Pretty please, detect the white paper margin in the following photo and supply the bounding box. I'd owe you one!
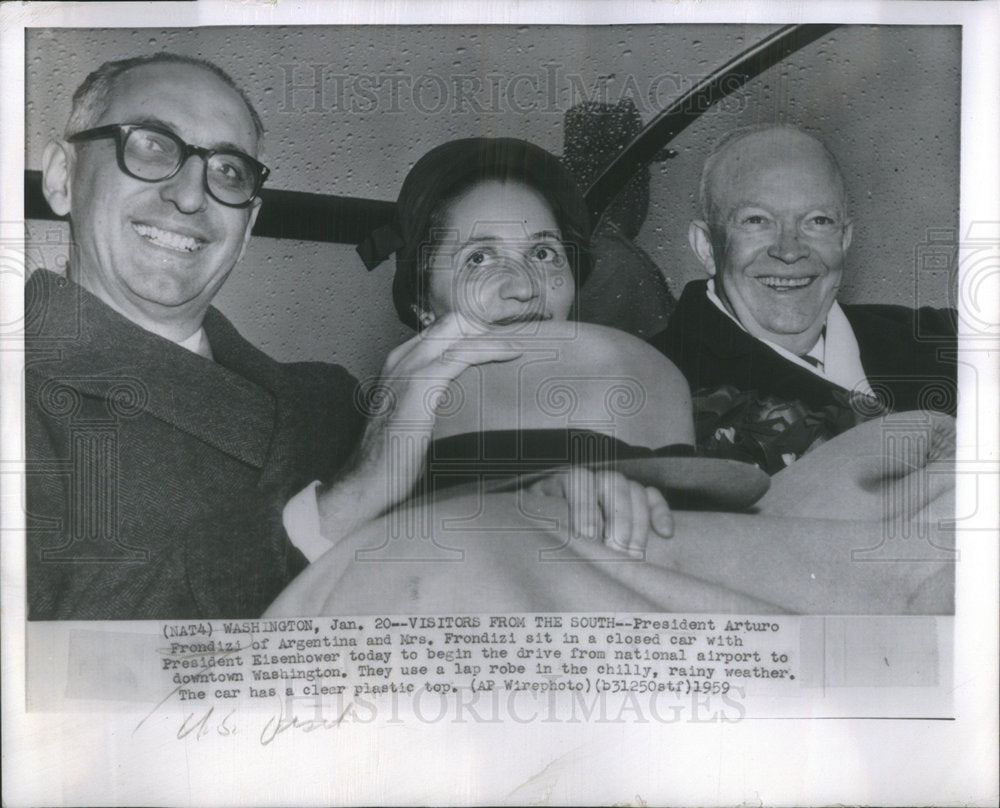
[2,2,997,805]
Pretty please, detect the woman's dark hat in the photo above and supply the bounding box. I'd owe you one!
[357,137,593,330]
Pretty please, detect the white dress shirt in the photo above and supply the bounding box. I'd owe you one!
[176,327,214,360]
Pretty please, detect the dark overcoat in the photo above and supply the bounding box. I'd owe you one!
[649,279,959,416]
[25,270,362,619]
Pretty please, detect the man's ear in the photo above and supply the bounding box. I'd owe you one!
[41,139,74,217]
[236,197,262,264]
[688,220,718,276]
[842,220,854,253]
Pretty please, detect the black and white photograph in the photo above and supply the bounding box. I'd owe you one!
[3,1,997,805]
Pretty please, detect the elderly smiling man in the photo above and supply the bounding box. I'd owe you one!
[26,54,527,619]
[649,125,958,473]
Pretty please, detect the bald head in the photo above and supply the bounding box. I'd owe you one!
[65,53,264,143]
[699,125,847,226]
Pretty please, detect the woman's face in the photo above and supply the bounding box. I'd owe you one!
[422,180,575,328]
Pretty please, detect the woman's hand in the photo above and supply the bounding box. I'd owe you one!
[315,313,523,543]
[527,467,673,557]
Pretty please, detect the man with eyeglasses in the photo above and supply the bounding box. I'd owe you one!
[26,53,518,619]
[647,125,958,473]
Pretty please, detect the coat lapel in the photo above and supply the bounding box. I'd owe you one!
[682,280,758,360]
[27,270,276,470]
[843,305,911,378]
[677,280,852,406]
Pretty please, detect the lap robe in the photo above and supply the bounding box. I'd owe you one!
[267,413,955,617]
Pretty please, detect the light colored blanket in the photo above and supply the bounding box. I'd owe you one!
[267,413,955,616]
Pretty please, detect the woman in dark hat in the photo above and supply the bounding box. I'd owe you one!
[351,137,694,558]
[357,137,593,331]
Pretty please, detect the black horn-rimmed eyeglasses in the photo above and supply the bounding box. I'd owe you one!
[67,123,270,208]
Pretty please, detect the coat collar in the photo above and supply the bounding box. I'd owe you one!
[26,270,277,469]
[676,279,752,359]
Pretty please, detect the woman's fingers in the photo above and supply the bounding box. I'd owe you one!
[619,478,650,557]
[530,468,668,556]
[598,470,633,556]
[567,467,598,540]
[645,486,674,539]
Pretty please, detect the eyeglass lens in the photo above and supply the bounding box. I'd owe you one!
[123,127,259,205]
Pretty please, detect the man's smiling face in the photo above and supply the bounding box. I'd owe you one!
[701,130,853,355]
[65,62,260,333]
